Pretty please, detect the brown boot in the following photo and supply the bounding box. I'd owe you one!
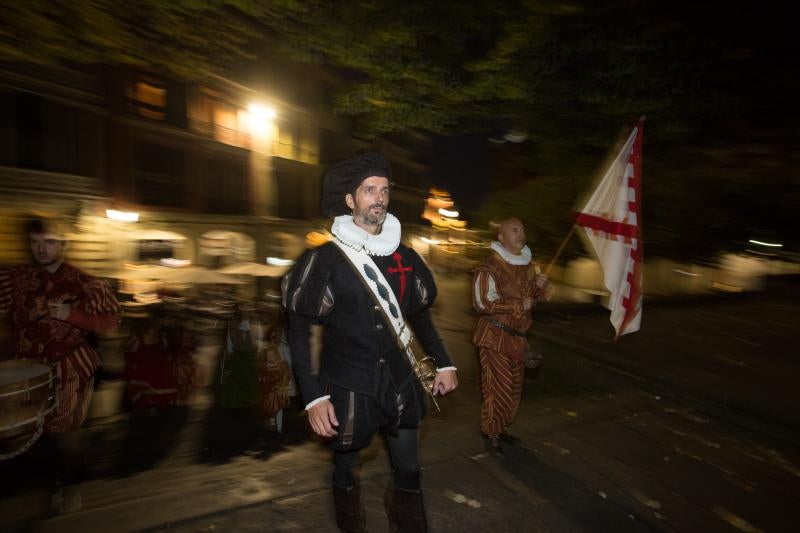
[384,485,427,533]
[333,482,366,532]
[486,435,505,457]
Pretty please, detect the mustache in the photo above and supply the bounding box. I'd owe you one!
[369,203,386,210]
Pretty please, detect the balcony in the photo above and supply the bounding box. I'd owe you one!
[0,166,106,199]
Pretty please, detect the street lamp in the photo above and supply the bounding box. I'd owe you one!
[245,103,277,138]
[248,103,276,120]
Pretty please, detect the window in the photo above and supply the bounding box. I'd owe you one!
[0,91,80,173]
[41,99,79,172]
[0,89,18,166]
[129,79,167,120]
[275,121,319,164]
[204,157,248,214]
[188,87,250,149]
[274,122,298,160]
[137,240,175,262]
[133,142,186,208]
[212,103,238,146]
[127,75,187,128]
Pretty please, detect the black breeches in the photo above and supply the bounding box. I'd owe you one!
[333,428,420,490]
[387,428,421,489]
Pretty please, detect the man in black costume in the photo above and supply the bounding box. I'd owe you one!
[284,152,458,532]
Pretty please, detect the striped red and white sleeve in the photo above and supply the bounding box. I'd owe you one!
[0,267,14,314]
[66,276,121,332]
[472,270,521,315]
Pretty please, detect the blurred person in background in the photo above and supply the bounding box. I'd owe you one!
[0,217,121,513]
[260,290,299,436]
[257,315,292,434]
[284,152,457,533]
[472,217,552,456]
[118,303,194,474]
[201,302,262,460]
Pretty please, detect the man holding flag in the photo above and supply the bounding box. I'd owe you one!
[472,218,552,456]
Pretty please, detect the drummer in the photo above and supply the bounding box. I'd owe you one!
[0,217,121,514]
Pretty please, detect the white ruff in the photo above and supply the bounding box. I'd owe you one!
[491,241,532,266]
[331,213,401,256]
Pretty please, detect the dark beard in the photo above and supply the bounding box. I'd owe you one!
[35,256,62,267]
[356,204,386,228]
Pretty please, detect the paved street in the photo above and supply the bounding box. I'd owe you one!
[2,274,799,532]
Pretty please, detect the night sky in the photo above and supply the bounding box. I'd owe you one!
[429,134,490,217]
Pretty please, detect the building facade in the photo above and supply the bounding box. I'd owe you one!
[0,59,432,273]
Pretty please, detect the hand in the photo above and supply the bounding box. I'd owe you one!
[534,274,555,302]
[433,369,458,396]
[307,399,339,437]
[522,297,534,311]
[48,302,71,321]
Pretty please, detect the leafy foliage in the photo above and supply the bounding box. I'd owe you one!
[0,0,272,79]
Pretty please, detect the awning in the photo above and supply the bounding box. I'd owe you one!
[126,229,187,241]
[217,262,290,277]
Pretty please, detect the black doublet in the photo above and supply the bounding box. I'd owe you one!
[284,241,452,436]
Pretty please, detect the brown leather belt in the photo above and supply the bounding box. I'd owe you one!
[486,317,526,337]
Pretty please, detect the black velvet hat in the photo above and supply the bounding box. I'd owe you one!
[321,151,392,217]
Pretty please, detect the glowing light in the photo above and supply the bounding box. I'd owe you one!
[672,269,700,277]
[160,258,191,267]
[438,208,459,218]
[503,130,528,143]
[712,281,743,293]
[248,103,276,120]
[267,257,294,266]
[748,239,782,248]
[106,209,139,222]
[420,237,441,245]
[305,231,331,247]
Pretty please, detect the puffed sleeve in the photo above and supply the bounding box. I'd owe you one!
[66,275,121,332]
[405,250,453,369]
[283,247,335,406]
[283,248,334,321]
[406,250,438,317]
[472,267,523,315]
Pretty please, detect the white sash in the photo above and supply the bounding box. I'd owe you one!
[332,240,413,348]
[333,240,441,411]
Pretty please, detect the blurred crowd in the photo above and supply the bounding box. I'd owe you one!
[110,285,302,468]
[1,239,305,514]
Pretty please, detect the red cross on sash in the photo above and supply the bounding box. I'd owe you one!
[387,251,413,301]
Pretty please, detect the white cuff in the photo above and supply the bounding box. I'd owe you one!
[305,395,331,411]
[436,366,457,372]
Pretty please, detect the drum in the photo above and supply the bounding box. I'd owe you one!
[0,359,56,459]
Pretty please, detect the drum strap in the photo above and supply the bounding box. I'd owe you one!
[0,380,50,398]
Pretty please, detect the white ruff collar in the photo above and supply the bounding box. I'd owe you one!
[491,241,532,266]
[331,213,401,256]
